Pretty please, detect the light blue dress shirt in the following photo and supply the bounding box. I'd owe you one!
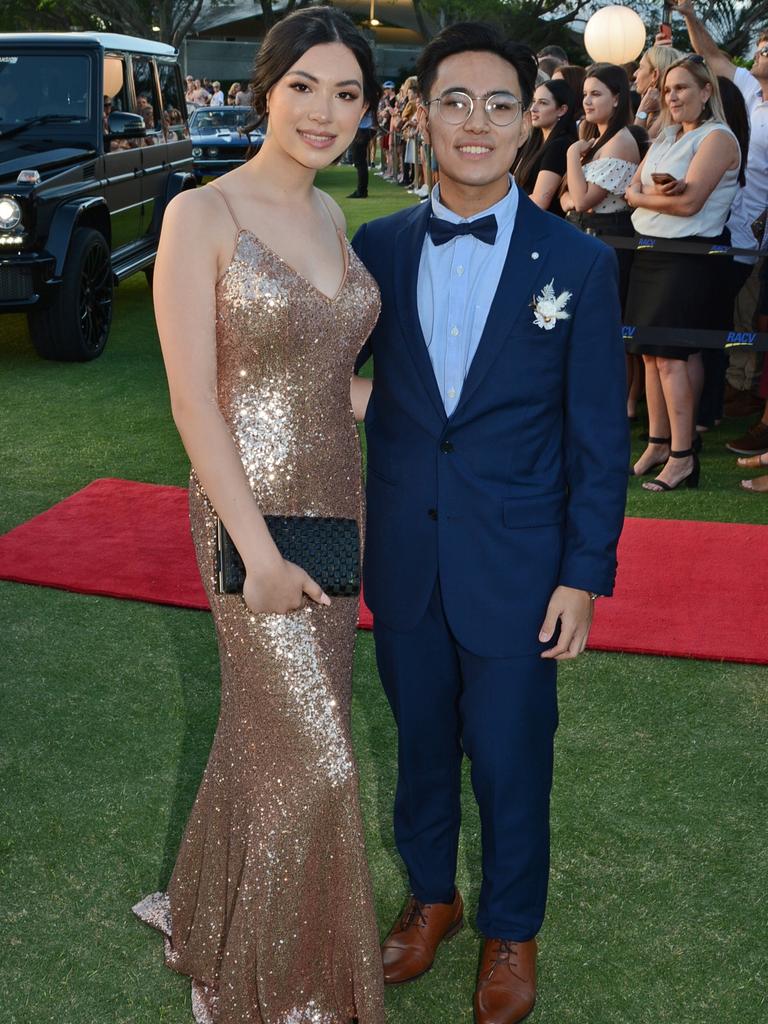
[417,176,519,415]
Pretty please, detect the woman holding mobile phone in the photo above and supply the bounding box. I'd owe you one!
[625,55,741,491]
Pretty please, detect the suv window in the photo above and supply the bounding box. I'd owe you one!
[131,55,161,135]
[104,54,130,112]
[103,53,138,149]
[0,52,91,126]
[157,60,188,141]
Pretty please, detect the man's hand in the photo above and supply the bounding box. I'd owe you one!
[539,585,595,660]
[673,0,695,17]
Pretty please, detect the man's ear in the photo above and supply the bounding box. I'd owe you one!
[417,103,430,145]
[519,108,532,146]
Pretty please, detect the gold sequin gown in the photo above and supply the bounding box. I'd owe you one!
[133,188,385,1024]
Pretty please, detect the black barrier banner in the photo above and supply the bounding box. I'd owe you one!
[593,234,765,260]
[623,325,768,350]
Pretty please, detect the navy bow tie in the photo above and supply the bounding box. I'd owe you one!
[427,213,498,247]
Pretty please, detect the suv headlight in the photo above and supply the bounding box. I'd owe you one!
[206,147,219,158]
[0,196,22,230]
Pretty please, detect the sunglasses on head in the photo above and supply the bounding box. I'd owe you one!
[683,54,706,65]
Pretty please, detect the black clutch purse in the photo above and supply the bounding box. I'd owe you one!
[215,515,360,597]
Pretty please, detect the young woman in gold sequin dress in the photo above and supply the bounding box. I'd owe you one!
[132,10,385,1023]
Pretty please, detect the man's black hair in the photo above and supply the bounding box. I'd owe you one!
[537,44,569,64]
[415,22,538,109]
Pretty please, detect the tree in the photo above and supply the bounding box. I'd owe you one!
[0,0,219,47]
[417,0,595,50]
[254,0,316,34]
[629,0,768,57]
[414,0,767,57]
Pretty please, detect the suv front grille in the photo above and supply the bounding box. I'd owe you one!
[0,265,34,301]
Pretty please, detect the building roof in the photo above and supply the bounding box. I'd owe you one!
[194,0,428,39]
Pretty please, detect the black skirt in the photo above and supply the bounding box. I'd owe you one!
[624,232,732,360]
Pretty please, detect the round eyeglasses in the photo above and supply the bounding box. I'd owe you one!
[427,90,524,127]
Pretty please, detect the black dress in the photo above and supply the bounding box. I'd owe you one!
[516,134,572,217]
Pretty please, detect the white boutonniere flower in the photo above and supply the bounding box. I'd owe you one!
[531,279,572,331]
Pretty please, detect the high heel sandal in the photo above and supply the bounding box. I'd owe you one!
[629,436,671,477]
[642,448,700,492]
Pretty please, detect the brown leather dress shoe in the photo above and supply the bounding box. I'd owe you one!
[726,420,768,456]
[381,890,464,984]
[474,937,537,1024]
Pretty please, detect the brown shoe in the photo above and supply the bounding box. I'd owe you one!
[474,938,537,1024]
[724,382,765,417]
[725,420,768,455]
[723,388,764,419]
[381,890,464,984]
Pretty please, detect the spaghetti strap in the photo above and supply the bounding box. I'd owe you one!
[209,182,242,232]
[317,190,344,237]
[317,191,349,278]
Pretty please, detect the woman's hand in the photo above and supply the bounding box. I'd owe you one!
[659,177,687,196]
[560,191,575,212]
[638,87,660,115]
[568,139,593,158]
[624,183,643,206]
[243,558,330,614]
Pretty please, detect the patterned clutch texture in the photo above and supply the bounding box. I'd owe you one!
[215,515,360,597]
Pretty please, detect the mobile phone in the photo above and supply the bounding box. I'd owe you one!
[660,1,673,40]
[651,172,676,185]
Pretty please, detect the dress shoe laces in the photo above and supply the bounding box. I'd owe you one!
[398,897,430,931]
[485,940,521,979]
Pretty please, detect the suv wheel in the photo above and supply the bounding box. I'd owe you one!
[28,228,114,361]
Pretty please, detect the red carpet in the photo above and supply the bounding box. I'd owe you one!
[0,478,764,664]
[0,479,373,628]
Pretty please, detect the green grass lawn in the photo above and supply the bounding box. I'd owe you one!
[1,166,766,1024]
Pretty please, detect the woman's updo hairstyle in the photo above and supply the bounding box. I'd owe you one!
[250,7,381,119]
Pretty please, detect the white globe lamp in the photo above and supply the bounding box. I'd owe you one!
[584,5,647,65]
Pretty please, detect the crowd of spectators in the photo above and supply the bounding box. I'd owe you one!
[366,5,768,493]
[184,75,253,112]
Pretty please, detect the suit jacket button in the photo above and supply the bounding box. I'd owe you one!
[440,441,454,453]
[427,508,438,520]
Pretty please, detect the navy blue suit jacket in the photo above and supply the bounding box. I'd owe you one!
[352,191,629,657]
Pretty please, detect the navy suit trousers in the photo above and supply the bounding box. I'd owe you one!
[374,579,558,941]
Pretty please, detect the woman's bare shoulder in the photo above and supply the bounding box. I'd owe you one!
[602,129,640,162]
[162,184,236,248]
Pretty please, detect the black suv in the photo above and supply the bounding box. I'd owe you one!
[0,32,195,360]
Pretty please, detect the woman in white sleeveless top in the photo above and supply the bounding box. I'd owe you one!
[625,55,740,492]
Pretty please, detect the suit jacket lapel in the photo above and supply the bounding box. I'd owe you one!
[451,192,550,420]
[393,202,448,424]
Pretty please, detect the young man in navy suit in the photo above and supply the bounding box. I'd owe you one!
[352,24,628,1023]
